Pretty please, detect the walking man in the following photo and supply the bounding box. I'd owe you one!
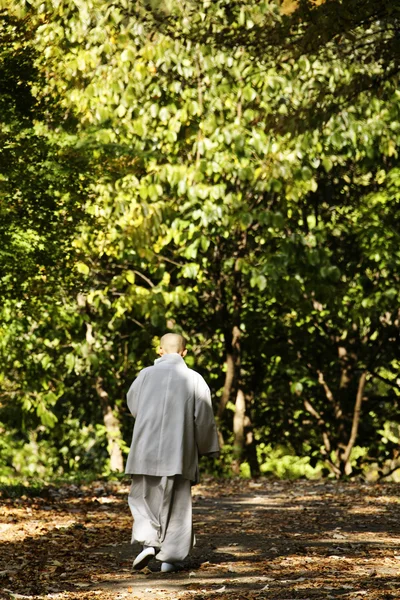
[125,333,220,573]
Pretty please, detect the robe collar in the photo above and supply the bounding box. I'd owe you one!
[154,353,187,366]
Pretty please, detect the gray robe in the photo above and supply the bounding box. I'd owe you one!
[128,474,193,563]
[125,353,219,484]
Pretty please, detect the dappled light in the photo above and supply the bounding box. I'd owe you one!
[2,0,400,487]
[1,1,400,597]
[2,479,400,599]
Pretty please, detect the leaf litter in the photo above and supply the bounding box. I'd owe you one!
[1,479,400,599]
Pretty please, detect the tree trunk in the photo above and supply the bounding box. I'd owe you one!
[245,416,261,477]
[216,241,247,474]
[95,377,124,472]
[340,371,367,475]
[217,325,241,419]
[232,388,246,475]
[303,397,341,477]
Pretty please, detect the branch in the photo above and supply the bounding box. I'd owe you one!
[133,270,155,288]
[303,398,331,454]
[316,369,343,420]
[131,318,145,329]
[380,465,400,480]
[303,398,321,421]
[341,371,367,464]
[156,255,184,267]
[369,370,400,390]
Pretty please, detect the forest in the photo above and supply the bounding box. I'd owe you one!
[1,0,400,485]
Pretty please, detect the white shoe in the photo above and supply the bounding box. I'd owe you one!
[133,546,156,570]
[161,562,179,573]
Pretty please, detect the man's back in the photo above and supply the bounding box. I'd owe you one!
[125,353,219,483]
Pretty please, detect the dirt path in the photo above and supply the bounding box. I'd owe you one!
[1,479,400,599]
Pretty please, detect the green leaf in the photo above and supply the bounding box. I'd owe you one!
[65,353,75,373]
[240,212,253,228]
[243,86,257,102]
[76,262,90,275]
[200,236,210,251]
[116,104,126,118]
[125,271,135,284]
[322,157,333,172]
[159,107,170,122]
[290,382,303,395]
[250,274,267,291]
[384,288,398,300]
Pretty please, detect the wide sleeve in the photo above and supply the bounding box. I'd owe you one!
[127,371,145,418]
[194,375,220,457]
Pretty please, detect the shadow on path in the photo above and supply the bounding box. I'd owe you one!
[1,480,400,599]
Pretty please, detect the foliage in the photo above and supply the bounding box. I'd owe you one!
[0,10,90,299]
[257,444,322,480]
[1,0,399,481]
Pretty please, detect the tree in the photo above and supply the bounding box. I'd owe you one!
[0,9,89,299]
[2,0,399,480]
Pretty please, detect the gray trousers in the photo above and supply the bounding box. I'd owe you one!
[128,474,194,563]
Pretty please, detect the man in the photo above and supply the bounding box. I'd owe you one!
[125,333,220,573]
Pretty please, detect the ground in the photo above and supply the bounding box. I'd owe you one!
[1,478,400,600]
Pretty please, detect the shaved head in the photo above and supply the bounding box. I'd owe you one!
[159,333,186,354]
